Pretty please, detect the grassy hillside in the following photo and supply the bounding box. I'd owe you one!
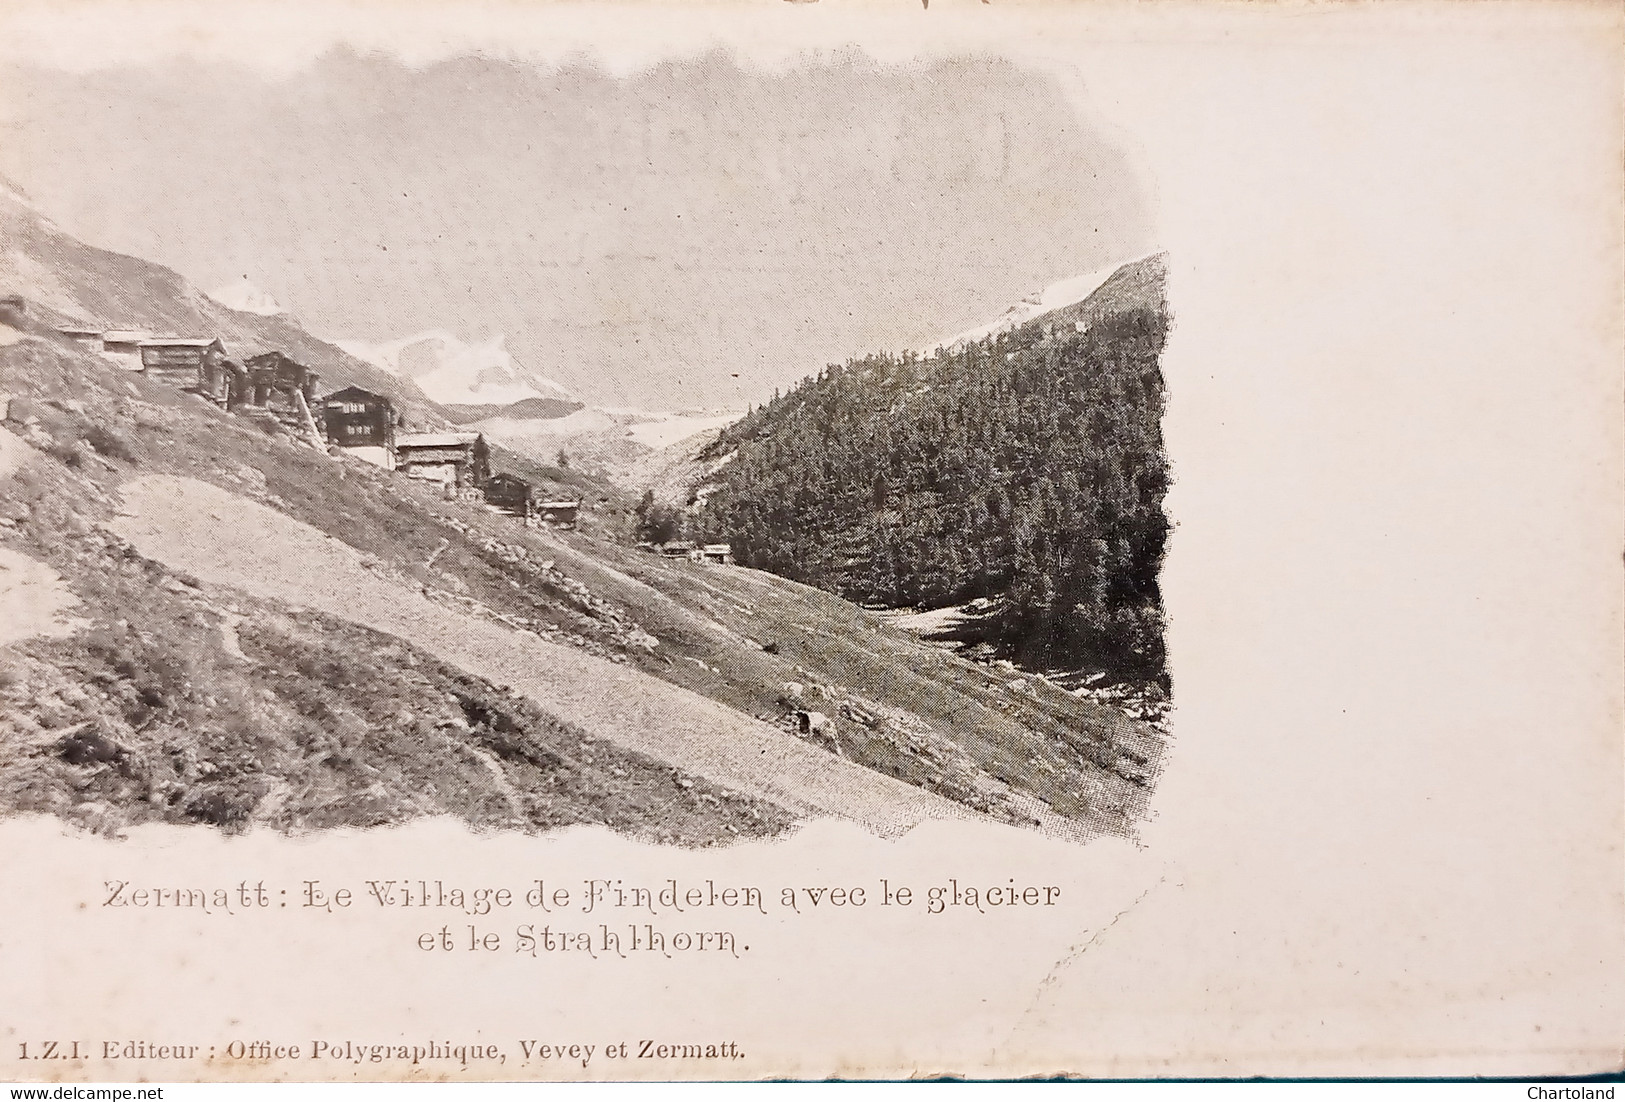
[0,336,790,842]
[0,325,1162,840]
[1,179,635,538]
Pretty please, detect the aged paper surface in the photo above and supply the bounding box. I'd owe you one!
[0,0,1621,1082]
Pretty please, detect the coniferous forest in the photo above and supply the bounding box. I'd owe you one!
[693,257,1171,685]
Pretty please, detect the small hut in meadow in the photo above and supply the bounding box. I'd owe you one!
[533,499,580,529]
[484,473,533,518]
[395,432,490,491]
[138,337,238,406]
[101,331,151,370]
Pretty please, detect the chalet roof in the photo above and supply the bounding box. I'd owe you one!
[397,432,482,448]
[56,324,102,337]
[321,385,392,404]
[536,499,580,509]
[487,472,529,485]
[102,330,153,343]
[139,337,223,349]
[245,349,315,370]
[702,544,733,554]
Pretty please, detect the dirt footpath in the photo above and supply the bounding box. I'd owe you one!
[110,475,975,835]
[0,546,86,646]
[0,425,88,646]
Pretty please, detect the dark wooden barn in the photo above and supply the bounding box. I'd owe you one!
[484,473,532,518]
[1,296,37,332]
[395,432,491,491]
[243,351,325,444]
[533,499,581,529]
[101,331,150,370]
[321,386,396,450]
[245,351,321,411]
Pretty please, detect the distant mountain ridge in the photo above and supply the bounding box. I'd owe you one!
[441,396,585,424]
[925,253,1166,353]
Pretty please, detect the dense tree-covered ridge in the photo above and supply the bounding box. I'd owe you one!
[694,271,1171,683]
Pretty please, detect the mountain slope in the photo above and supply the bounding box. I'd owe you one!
[926,253,1165,352]
[0,327,1159,840]
[0,336,793,842]
[0,179,433,417]
[0,190,1162,841]
[111,474,973,832]
[1,175,636,528]
[694,254,1172,683]
[1022,252,1168,335]
[630,256,1166,506]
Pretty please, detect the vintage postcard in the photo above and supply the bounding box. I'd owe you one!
[0,0,1619,1083]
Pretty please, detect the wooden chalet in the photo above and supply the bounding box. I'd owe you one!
[55,324,103,351]
[484,473,533,518]
[245,351,321,411]
[138,337,240,406]
[101,331,151,370]
[533,499,580,529]
[395,432,490,490]
[321,386,396,468]
[659,540,696,558]
[700,543,735,565]
[241,350,326,448]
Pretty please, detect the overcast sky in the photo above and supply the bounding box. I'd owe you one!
[0,0,1160,408]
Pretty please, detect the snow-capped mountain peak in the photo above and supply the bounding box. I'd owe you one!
[333,329,575,407]
[924,258,1145,354]
[206,277,285,316]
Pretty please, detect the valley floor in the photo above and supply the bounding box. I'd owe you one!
[875,605,1174,734]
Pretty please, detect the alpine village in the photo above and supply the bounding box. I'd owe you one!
[0,180,1170,847]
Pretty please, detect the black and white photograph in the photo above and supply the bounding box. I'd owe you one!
[0,26,1169,843]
